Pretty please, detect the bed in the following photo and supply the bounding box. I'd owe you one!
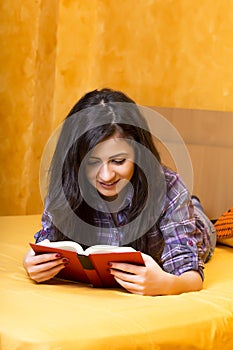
[0,107,233,349]
[0,215,233,349]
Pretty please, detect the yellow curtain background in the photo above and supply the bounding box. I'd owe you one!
[0,0,233,215]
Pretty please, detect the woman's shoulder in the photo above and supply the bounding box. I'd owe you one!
[162,165,186,189]
[162,165,177,178]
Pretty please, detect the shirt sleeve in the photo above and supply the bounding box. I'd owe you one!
[34,201,69,243]
[159,170,205,280]
[34,208,57,243]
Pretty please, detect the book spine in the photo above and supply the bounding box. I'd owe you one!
[77,255,103,287]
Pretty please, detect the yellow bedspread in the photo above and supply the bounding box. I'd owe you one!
[0,215,233,350]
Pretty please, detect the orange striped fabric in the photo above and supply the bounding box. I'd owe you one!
[214,207,233,240]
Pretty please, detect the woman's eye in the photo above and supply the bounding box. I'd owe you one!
[112,159,126,165]
[87,160,100,166]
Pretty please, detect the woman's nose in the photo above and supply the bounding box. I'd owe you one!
[98,163,115,181]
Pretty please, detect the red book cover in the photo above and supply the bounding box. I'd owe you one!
[89,251,144,287]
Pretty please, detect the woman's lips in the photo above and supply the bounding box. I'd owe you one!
[98,180,119,189]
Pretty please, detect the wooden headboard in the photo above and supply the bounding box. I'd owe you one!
[149,107,233,219]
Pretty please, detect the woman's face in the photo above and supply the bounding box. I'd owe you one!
[85,136,135,199]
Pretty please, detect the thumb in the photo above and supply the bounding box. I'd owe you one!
[141,253,159,268]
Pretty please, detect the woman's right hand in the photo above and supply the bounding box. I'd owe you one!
[23,241,69,283]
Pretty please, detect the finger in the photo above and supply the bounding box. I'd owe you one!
[113,276,144,295]
[141,253,163,273]
[31,263,67,283]
[140,253,156,266]
[109,268,138,283]
[30,257,68,273]
[28,258,69,282]
[29,252,64,266]
[109,262,144,275]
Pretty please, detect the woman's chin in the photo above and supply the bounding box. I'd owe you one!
[98,190,118,202]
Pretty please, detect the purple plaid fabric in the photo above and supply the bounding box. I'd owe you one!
[34,167,216,280]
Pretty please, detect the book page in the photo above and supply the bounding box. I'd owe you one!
[84,245,136,255]
[38,240,84,254]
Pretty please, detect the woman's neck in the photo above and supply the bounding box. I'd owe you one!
[100,187,127,213]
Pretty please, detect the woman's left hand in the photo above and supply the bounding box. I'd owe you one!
[109,253,169,296]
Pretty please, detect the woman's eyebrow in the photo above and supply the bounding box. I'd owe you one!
[89,152,128,160]
[88,156,101,160]
[109,152,128,159]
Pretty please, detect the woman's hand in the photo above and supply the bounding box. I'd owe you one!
[109,253,203,296]
[23,240,69,283]
[109,253,167,295]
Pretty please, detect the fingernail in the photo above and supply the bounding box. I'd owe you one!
[55,253,62,258]
[108,262,112,267]
[62,258,69,263]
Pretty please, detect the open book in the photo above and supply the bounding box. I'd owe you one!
[30,241,145,288]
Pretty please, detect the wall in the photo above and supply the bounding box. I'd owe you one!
[0,0,233,215]
[0,0,58,214]
[152,107,233,219]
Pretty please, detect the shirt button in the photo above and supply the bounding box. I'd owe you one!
[188,239,193,246]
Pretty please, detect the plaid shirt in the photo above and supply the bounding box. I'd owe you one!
[34,167,215,280]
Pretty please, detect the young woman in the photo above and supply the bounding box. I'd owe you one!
[23,88,216,296]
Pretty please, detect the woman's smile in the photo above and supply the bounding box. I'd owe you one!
[98,179,120,189]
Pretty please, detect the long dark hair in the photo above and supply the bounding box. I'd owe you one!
[47,88,163,244]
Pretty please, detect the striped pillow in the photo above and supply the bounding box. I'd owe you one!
[214,207,233,247]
